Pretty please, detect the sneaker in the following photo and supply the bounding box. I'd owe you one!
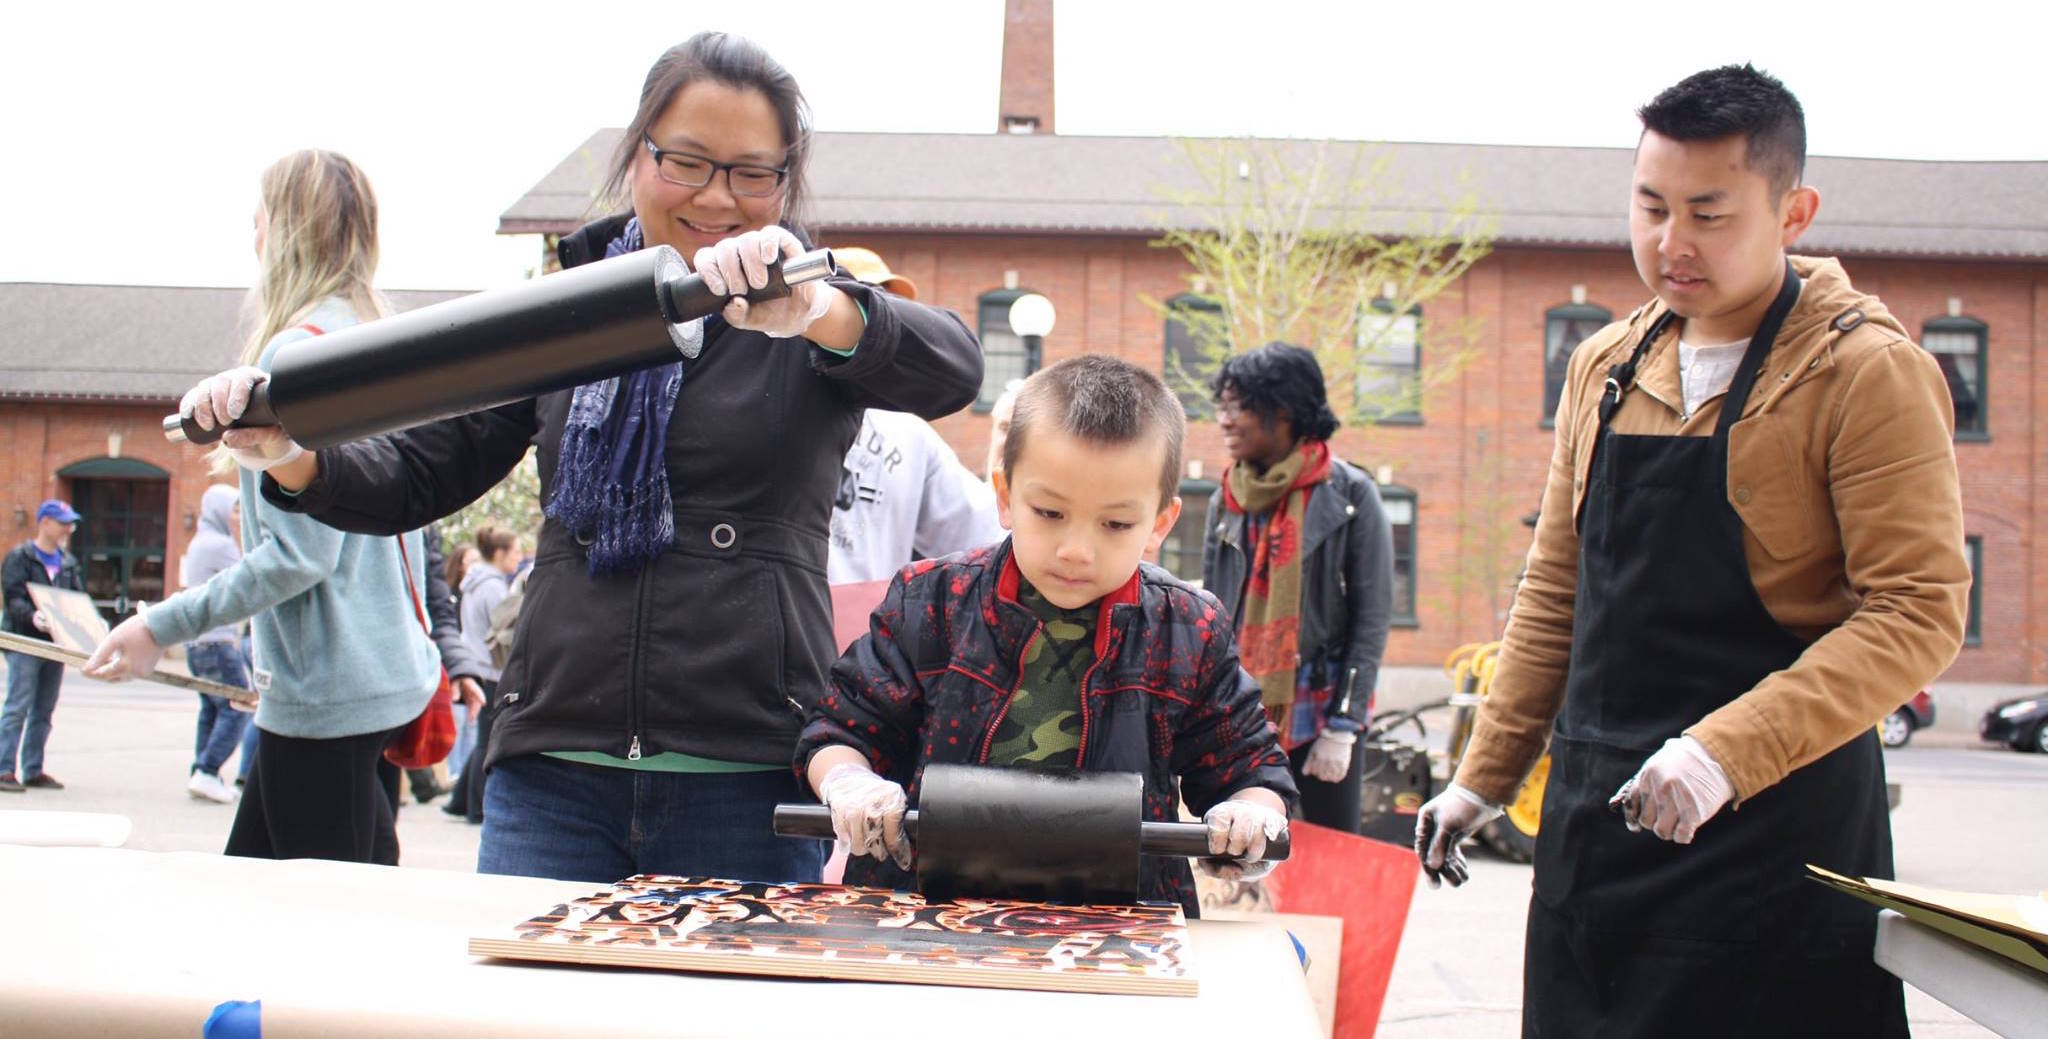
[0,773,21,793]
[186,771,236,804]
[22,773,62,790]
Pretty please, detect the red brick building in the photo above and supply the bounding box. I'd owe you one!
[497,7,2047,682]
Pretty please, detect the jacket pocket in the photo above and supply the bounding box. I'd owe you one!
[1726,415,1820,561]
[642,552,791,733]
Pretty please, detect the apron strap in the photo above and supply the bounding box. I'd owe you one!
[1598,311,1678,431]
[1712,260,1805,442]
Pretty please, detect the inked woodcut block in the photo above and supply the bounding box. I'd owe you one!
[469,875,1196,996]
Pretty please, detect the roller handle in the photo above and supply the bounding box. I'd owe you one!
[163,383,278,446]
[771,804,1291,863]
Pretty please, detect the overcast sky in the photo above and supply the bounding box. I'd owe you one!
[5,0,2042,290]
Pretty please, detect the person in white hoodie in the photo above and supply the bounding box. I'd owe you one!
[179,484,251,803]
[826,248,1004,585]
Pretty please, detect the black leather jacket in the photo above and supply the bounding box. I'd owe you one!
[268,216,983,768]
[1201,456,1393,728]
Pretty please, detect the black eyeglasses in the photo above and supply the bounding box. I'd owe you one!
[643,136,788,198]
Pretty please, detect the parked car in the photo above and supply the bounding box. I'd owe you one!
[1980,695,2048,753]
[1881,690,1936,748]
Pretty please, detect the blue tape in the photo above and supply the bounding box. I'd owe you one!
[1286,930,1310,972]
[204,1000,261,1039]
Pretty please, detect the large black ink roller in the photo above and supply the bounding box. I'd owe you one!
[163,245,834,449]
[773,764,1291,905]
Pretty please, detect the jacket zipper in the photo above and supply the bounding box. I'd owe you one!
[626,561,655,761]
[977,623,1042,763]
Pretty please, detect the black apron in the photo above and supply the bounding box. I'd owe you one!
[1524,264,1905,1038]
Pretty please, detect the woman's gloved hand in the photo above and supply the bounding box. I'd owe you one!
[693,226,834,339]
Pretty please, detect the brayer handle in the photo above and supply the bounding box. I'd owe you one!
[772,804,1291,863]
[661,248,836,325]
[163,382,278,447]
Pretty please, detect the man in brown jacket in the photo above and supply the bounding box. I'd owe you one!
[1414,66,1968,1036]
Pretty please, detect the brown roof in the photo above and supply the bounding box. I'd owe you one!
[0,284,466,402]
[500,130,2048,261]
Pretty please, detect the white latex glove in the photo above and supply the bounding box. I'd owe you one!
[1197,798,1289,882]
[29,609,50,633]
[82,613,165,683]
[178,366,304,471]
[1302,728,1357,783]
[1414,782,1504,889]
[817,762,913,870]
[1609,735,1733,845]
[693,226,833,339]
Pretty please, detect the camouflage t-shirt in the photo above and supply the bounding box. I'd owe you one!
[984,580,1096,769]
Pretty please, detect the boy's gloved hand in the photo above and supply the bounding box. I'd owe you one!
[1302,728,1357,783]
[1197,798,1289,882]
[817,762,913,870]
[1414,782,1503,889]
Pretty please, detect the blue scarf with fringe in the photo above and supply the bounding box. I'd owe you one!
[544,218,706,574]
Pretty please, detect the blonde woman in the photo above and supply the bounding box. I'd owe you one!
[86,150,439,864]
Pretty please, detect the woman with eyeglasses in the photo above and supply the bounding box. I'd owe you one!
[173,32,981,884]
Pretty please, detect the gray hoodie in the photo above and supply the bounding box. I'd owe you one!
[178,484,243,644]
[458,561,511,683]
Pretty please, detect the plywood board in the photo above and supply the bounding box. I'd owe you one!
[470,875,1196,997]
[25,584,108,656]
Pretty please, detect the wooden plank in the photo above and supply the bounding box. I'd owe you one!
[469,875,1197,997]
[0,629,256,705]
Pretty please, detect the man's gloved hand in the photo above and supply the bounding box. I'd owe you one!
[29,609,50,633]
[1197,798,1289,882]
[817,762,913,869]
[693,226,834,339]
[179,366,305,472]
[1609,735,1732,845]
[1414,782,1504,889]
[82,613,165,683]
[1302,728,1357,783]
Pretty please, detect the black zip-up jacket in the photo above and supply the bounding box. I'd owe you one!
[1201,456,1394,730]
[264,216,982,768]
[3,541,85,640]
[795,540,1299,915]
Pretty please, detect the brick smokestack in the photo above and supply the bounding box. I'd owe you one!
[997,0,1053,134]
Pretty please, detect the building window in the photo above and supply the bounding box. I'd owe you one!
[1164,294,1222,420]
[1158,479,1217,583]
[976,288,1039,410]
[1380,485,1418,625]
[1357,301,1421,423]
[1924,316,1988,438]
[1965,535,1982,646]
[1544,303,1610,423]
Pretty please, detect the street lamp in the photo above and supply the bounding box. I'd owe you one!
[1008,292,1055,374]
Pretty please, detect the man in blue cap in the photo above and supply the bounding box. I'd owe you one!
[0,498,86,791]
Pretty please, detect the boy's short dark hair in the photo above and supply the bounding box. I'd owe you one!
[1210,342,1341,441]
[1004,355,1185,510]
[1638,64,1806,198]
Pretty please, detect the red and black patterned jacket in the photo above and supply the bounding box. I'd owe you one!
[795,539,1298,915]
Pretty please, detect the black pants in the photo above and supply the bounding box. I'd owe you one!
[226,726,400,865]
[1289,737,1364,833]
[446,680,498,822]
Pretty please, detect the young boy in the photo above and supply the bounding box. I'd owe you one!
[795,355,1297,914]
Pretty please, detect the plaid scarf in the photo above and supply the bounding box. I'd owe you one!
[1223,439,1331,726]
[544,218,706,574]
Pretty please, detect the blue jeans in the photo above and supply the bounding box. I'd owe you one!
[447,703,477,776]
[185,641,252,777]
[1,651,63,779]
[477,753,827,885]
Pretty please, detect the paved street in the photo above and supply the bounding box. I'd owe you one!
[6,673,2045,1036]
